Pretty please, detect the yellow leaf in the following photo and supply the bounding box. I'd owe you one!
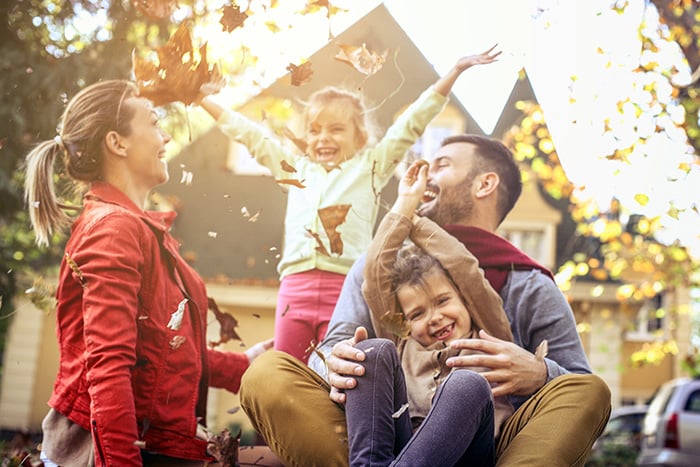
[634,193,649,206]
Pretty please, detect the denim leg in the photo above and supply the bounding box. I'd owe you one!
[345,338,413,467]
[391,370,495,467]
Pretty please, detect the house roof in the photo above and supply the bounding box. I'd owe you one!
[157,3,549,282]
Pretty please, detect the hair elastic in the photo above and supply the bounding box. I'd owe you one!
[54,135,66,151]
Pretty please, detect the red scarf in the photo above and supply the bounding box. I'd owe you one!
[444,224,555,293]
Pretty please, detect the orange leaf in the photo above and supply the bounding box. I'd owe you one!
[220,4,248,33]
[335,43,388,76]
[286,61,314,86]
[280,160,297,173]
[282,127,307,153]
[132,23,214,106]
[275,178,306,188]
[318,204,351,255]
[131,0,179,19]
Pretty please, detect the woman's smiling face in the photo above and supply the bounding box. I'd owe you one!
[397,269,472,347]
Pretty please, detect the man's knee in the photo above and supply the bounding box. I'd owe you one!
[546,373,612,437]
[240,350,287,407]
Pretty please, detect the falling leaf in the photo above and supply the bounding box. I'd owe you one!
[131,0,178,19]
[335,43,388,76]
[241,206,261,222]
[276,178,306,188]
[180,169,193,185]
[65,253,85,286]
[287,61,314,86]
[379,309,409,339]
[25,276,57,313]
[208,297,242,347]
[280,160,297,173]
[634,193,650,206]
[265,21,281,33]
[392,403,409,419]
[207,428,240,465]
[219,4,248,32]
[318,204,351,255]
[305,228,330,256]
[132,23,215,106]
[282,127,307,153]
[167,298,188,331]
[169,335,186,350]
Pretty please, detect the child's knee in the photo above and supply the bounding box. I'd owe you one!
[445,370,491,397]
[356,338,398,365]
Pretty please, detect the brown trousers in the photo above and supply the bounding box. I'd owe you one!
[240,350,611,467]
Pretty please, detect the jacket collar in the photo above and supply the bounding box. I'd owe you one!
[84,181,177,233]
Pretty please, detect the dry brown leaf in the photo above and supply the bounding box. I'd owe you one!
[335,43,388,76]
[131,0,179,19]
[207,428,240,465]
[220,4,248,32]
[305,228,330,256]
[282,127,308,153]
[318,204,350,255]
[380,309,409,339]
[132,23,214,106]
[276,178,306,188]
[208,297,242,347]
[65,253,85,286]
[287,61,314,86]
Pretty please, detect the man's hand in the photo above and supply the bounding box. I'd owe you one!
[446,329,548,397]
[327,326,368,404]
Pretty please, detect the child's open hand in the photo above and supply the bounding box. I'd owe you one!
[196,64,226,103]
[392,159,429,218]
[454,44,501,73]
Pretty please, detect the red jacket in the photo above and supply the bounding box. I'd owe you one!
[49,182,249,465]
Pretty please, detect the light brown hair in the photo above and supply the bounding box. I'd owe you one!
[24,80,138,246]
[302,86,376,149]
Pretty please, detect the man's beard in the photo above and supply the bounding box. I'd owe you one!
[421,175,474,226]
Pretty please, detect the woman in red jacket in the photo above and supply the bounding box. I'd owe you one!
[24,80,271,466]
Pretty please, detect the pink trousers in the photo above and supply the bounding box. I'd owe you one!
[274,269,346,363]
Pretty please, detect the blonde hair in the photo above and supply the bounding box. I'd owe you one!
[302,86,378,148]
[24,80,138,247]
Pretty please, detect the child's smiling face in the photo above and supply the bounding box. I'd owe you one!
[305,102,366,170]
[397,269,473,347]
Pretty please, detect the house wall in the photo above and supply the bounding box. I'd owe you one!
[570,281,692,409]
[0,297,56,431]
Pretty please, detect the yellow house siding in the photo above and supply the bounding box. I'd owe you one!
[0,298,48,431]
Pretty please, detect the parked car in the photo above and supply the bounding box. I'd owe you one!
[587,404,648,466]
[637,377,700,466]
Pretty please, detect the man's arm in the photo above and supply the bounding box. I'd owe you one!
[446,270,591,399]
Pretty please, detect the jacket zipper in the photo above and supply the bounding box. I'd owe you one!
[92,420,107,466]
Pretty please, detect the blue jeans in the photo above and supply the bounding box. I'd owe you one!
[345,338,495,467]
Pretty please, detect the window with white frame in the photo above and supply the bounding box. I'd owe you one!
[499,221,556,269]
[627,293,666,340]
